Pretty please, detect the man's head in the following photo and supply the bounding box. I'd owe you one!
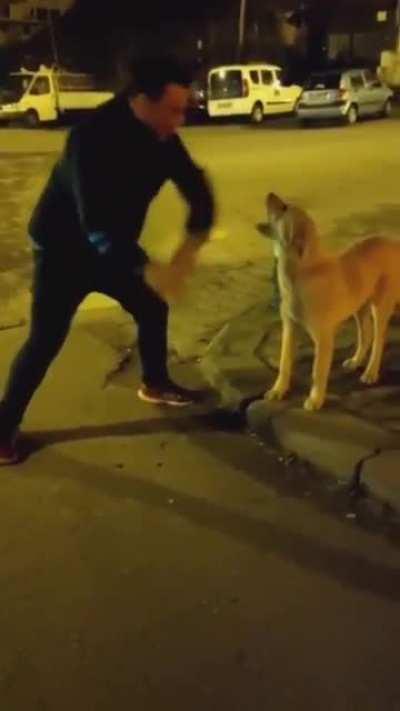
[126,56,193,140]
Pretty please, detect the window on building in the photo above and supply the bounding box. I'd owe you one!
[36,8,48,21]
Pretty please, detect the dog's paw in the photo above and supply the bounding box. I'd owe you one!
[264,385,287,402]
[303,394,324,411]
[360,369,379,385]
[342,357,361,372]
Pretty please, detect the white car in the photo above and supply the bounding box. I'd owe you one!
[296,68,393,126]
[207,63,302,124]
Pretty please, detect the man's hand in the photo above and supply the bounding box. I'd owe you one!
[144,261,185,302]
[170,233,208,269]
[144,235,208,303]
[144,257,194,303]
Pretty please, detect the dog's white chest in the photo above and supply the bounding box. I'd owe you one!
[278,269,304,322]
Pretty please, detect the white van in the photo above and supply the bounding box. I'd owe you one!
[0,65,114,127]
[379,50,400,92]
[207,63,302,123]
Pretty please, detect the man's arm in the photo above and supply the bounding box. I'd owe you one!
[167,133,216,245]
[167,134,216,269]
[144,136,216,302]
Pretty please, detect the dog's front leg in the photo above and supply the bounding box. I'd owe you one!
[265,315,296,402]
[304,331,334,411]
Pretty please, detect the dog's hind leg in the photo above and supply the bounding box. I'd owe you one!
[343,303,373,372]
[265,315,296,401]
[304,329,335,411]
[361,297,394,385]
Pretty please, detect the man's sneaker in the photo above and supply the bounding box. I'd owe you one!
[0,433,20,465]
[137,382,203,407]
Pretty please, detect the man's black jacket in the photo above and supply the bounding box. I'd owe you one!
[29,93,215,263]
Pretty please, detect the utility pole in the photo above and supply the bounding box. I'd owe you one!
[47,5,60,68]
[237,0,247,62]
[396,0,400,52]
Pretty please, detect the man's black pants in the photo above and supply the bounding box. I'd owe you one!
[0,248,169,436]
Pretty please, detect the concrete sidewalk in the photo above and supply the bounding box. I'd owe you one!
[2,308,400,710]
[2,274,400,517]
[201,299,400,515]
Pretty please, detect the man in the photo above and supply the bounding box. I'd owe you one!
[0,56,215,464]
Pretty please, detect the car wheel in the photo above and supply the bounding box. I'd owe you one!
[250,102,264,125]
[381,98,392,118]
[24,109,40,128]
[345,104,358,126]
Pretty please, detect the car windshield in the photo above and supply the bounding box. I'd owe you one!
[0,74,32,102]
[304,73,341,90]
[209,70,242,99]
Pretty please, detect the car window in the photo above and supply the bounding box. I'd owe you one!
[350,74,365,90]
[209,70,243,99]
[350,74,364,91]
[1,74,32,101]
[261,70,273,85]
[250,70,260,84]
[363,69,382,88]
[304,73,341,89]
[29,77,50,95]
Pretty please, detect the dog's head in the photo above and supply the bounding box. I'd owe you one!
[265,193,320,263]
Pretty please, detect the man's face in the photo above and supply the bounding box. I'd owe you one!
[145,83,190,139]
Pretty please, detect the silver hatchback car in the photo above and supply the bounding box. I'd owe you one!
[296,68,393,126]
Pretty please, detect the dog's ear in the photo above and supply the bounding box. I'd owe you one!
[266,193,287,215]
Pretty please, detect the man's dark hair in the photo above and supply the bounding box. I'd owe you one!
[125,55,193,100]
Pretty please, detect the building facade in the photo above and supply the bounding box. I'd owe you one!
[0,0,72,46]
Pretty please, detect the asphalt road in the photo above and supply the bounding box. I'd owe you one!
[1,107,399,297]
[0,110,399,710]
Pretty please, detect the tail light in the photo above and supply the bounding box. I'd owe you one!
[242,79,249,98]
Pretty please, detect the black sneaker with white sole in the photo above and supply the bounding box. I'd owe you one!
[0,431,20,465]
[137,382,204,407]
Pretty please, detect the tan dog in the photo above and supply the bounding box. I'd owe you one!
[265,192,400,411]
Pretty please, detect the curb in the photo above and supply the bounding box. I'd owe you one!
[246,398,400,513]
